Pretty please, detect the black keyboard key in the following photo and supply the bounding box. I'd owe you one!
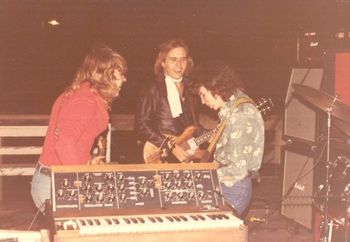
[148,216,156,223]
[172,216,181,222]
[222,214,229,219]
[112,218,120,224]
[87,219,94,226]
[166,216,174,222]
[130,217,138,224]
[155,216,163,222]
[137,217,145,223]
[105,218,112,225]
[123,218,131,224]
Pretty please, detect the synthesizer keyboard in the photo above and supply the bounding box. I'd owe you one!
[55,211,242,236]
[49,163,248,242]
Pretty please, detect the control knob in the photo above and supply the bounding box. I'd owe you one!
[57,189,64,198]
[62,179,69,188]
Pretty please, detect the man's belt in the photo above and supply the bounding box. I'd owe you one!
[35,163,51,177]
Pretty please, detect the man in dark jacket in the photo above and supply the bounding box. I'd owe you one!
[135,38,196,163]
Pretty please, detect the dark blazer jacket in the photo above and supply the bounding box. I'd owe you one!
[135,77,195,147]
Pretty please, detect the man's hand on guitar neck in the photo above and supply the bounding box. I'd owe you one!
[172,144,190,163]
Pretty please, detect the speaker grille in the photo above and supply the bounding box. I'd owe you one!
[284,68,323,143]
[281,146,315,229]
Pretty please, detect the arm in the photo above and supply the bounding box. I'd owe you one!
[135,86,164,147]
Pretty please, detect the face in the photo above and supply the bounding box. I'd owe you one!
[161,47,188,80]
[112,69,127,97]
[198,86,225,110]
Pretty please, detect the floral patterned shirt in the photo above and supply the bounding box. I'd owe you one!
[215,90,265,187]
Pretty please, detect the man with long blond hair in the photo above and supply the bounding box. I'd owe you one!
[136,38,196,163]
[31,46,127,213]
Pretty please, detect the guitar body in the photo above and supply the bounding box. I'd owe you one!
[143,141,163,164]
[143,126,208,164]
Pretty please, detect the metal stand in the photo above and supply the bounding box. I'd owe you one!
[320,99,337,242]
[345,199,349,242]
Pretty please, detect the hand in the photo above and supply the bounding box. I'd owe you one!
[172,144,190,163]
[87,156,106,165]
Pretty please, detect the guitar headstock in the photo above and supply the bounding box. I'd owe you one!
[256,97,274,119]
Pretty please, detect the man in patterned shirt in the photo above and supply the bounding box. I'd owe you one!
[190,60,265,217]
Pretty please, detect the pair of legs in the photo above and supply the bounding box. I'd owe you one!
[220,177,252,217]
[31,168,51,213]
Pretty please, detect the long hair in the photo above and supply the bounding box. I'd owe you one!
[68,46,127,106]
[190,60,245,101]
[154,38,194,81]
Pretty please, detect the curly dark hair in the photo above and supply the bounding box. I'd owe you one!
[190,60,245,101]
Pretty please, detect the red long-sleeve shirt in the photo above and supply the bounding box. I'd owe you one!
[39,82,108,166]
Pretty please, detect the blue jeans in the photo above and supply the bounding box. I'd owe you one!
[220,177,252,216]
[31,165,51,213]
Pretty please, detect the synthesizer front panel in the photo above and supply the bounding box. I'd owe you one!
[51,163,224,214]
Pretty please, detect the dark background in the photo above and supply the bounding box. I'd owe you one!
[0,0,350,115]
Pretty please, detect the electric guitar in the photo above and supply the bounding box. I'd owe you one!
[143,97,273,164]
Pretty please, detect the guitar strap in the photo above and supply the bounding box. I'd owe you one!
[204,96,255,160]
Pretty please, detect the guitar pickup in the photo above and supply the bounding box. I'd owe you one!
[187,138,199,152]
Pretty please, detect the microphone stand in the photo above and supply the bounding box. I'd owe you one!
[345,198,349,242]
[320,97,337,242]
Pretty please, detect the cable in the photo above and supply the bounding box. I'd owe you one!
[281,141,326,202]
[214,189,240,217]
[27,202,45,231]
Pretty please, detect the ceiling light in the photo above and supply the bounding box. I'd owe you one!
[48,19,60,26]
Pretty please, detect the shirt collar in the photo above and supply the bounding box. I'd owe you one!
[165,74,183,83]
[218,93,237,120]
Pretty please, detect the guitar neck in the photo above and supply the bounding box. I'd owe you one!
[193,127,218,146]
